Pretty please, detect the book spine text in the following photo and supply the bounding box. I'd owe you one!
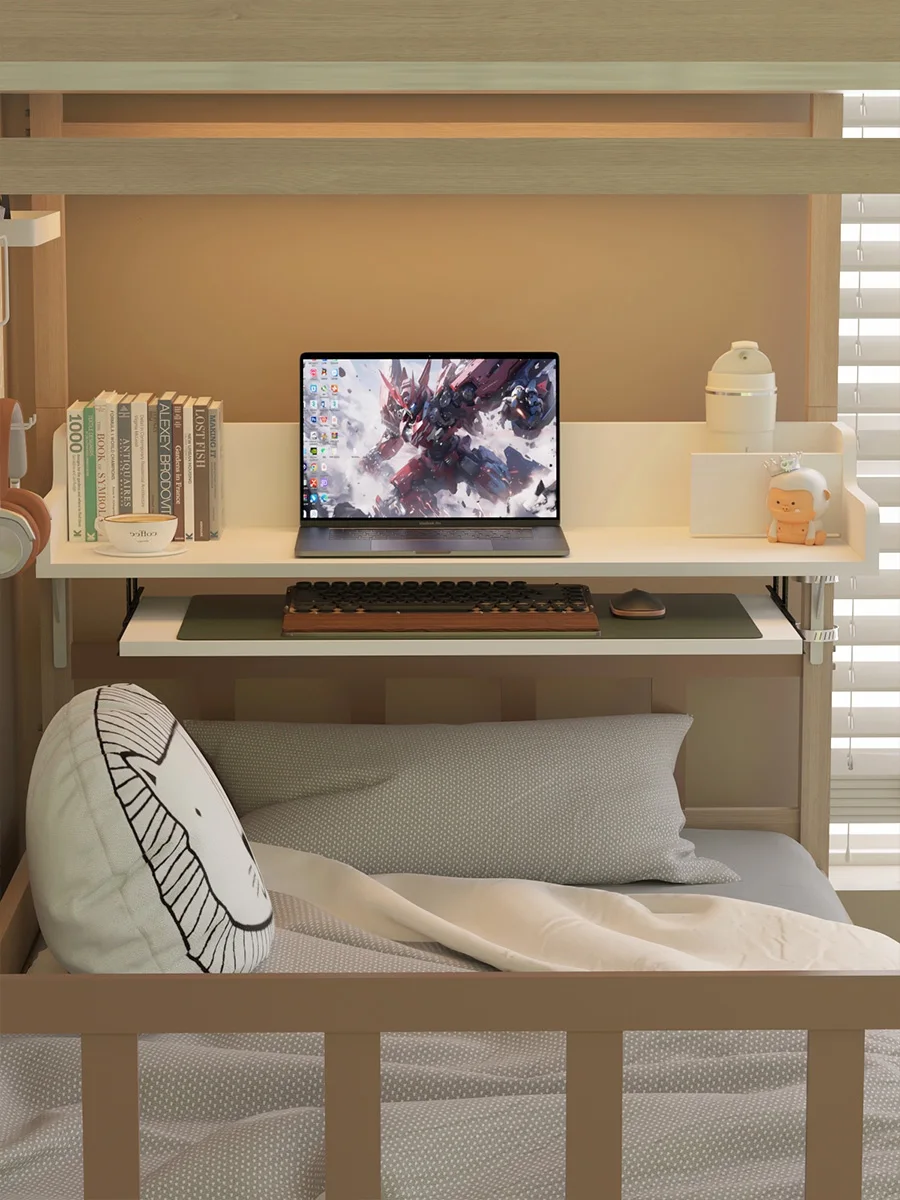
[157,396,174,517]
[105,400,119,521]
[172,401,185,541]
[193,401,209,541]
[148,399,159,513]
[183,400,195,543]
[131,397,149,514]
[117,401,133,514]
[208,401,223,539]
[66,403,86,542]
[83,402,98,542]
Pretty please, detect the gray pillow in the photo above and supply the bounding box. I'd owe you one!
[185,714,738,887]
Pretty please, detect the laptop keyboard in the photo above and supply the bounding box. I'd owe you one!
[329,528,533,540]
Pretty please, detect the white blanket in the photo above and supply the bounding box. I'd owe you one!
[251,842,900,973]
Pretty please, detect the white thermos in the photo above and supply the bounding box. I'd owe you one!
[704,340,777,453]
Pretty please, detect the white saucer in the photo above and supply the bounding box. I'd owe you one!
[93,544,188,559]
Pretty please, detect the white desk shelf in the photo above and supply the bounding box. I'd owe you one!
[0,211,62,247]
[40,522,880,580]
[119,594,801,659]
[37,419,880,581]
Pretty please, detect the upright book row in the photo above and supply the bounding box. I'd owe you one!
[65,393,224,542]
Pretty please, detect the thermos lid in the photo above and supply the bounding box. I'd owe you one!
[706,340,777,395]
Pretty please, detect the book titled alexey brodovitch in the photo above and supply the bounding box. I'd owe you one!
[64,391,223,545]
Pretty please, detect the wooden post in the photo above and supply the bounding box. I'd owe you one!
[805,1029,866,1199]
[800,93,843,872]
[325,1031,382,1199]
[806,94,844,421]
[81,1033,141,1200]
[566,1030,623,1200]
[8,95,74,863]
[799,579,836,871]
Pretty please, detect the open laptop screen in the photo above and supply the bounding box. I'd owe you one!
[300,355,559,521]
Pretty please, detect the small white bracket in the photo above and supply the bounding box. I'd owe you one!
[51,578,68,669]
[12,413,37,432]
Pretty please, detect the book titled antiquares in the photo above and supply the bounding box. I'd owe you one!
[117,395,134,515]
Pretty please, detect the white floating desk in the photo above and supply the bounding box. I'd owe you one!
[38,420,878,581]
[119,593,801,658]
[40,521,878,580]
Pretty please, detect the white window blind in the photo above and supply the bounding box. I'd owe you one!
[830,92,900,860]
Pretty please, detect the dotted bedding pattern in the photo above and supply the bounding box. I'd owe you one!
[186,716,739,887]
[1,893,899,1199]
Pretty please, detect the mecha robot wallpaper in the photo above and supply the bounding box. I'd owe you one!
[302,356,558,520]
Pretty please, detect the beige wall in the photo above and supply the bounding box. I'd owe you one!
[62,92,811,425]
[64,193,809,426]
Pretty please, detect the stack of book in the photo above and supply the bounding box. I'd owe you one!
[65,392,224,543]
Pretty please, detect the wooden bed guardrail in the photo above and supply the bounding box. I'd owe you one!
[1,970,898,1200]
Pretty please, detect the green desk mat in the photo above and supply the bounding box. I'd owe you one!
[594,593,761,640]
[177,592,762,641]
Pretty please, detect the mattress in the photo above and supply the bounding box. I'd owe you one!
[3,852,897,1199]
[607,829,851,923]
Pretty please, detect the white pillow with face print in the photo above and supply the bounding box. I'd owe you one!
[26,684,274,974]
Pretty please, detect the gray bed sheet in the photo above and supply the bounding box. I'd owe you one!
[607,829,850,923]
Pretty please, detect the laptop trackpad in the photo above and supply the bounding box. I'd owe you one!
[371,540,479,553]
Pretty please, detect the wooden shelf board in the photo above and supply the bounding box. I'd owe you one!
[63,122,811,140]
[4,63,899,95]
[6,138,900,197]
[118,594,801,658]
[2,0,897,68]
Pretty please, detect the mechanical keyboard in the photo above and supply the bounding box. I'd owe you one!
[282,580,600,637]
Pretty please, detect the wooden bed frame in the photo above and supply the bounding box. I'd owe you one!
[3,3,899,1197]
[1,855,898,1200]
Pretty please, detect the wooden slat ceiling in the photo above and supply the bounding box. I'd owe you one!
[3,136,898,195]
[1,0,898,92]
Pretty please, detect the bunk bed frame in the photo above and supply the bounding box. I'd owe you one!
[2,3,899,1197]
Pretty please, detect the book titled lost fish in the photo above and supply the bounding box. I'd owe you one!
[192,397,211,541]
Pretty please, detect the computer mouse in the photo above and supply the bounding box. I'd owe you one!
[609,588,667,619]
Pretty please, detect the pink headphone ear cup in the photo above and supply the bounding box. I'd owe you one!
[7,488,50,554]
[1,499,40,570]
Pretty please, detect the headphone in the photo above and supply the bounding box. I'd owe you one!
[0,398,51,578]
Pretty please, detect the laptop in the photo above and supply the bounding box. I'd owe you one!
[295,354,568,557]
